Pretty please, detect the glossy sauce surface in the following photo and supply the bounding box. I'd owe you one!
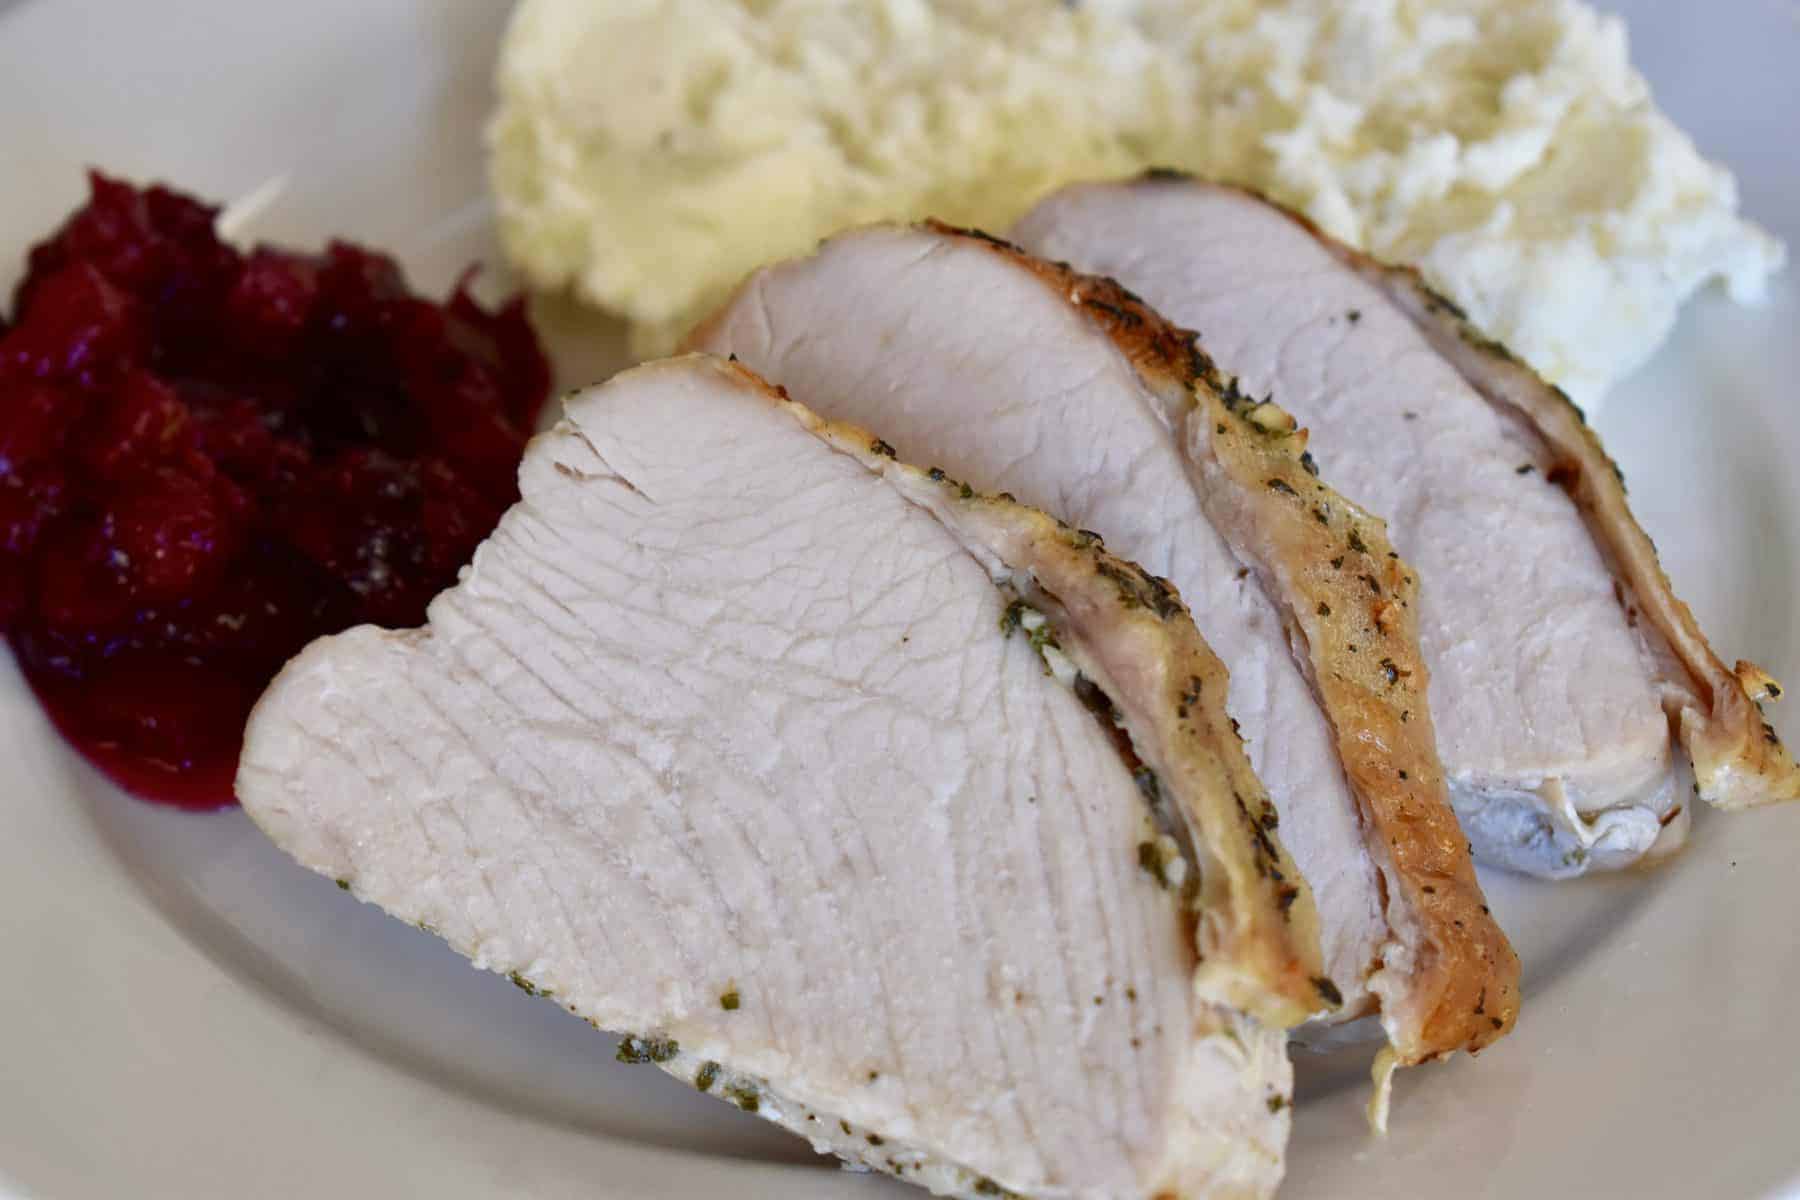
[0,174,550,807]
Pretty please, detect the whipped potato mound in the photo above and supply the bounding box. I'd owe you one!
[488,0,1785,402]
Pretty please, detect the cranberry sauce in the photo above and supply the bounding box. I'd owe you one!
[0,173,550,808]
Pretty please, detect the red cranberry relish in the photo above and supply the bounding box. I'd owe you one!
[0,173,550,808]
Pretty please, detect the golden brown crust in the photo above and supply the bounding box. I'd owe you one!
[1147,171,1798,810]
[1180,389,1520,1060]
[920,223,1520,1061]
[1333,253,1800,811]
[711,354,1331,1030]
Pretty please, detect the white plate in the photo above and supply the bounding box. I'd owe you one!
[1,2,1796,1197]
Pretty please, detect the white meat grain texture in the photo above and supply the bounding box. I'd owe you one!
[694,226,1403,1035]
[1013,178,1689,875]
[236,357,1300,1200]
[488,0,1783,405]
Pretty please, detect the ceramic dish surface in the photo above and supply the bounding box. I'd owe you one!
[0,2,1795,1197]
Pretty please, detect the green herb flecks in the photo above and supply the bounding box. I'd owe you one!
[1136,836,1185,894]
[616,1034,680,1064]
[509,971,551,998]
[1000,598,1062,674]
[1176,675,1202,720]
[1137,841,1166,887]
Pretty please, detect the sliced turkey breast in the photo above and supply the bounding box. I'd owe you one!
[237,355,1329,1200]
[1014,176,1799,879]
[689,228,1517,1070]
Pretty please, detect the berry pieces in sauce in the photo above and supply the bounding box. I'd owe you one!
[0,172,551,808]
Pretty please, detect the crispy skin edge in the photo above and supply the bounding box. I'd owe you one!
[1339,251,1799,811]
[244,351,1296,1199]
[699,352,1331,1030]
[914,221,1520,1062]
[1137,170,1799,810]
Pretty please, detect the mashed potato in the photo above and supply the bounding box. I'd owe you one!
[488,0,1784,404]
